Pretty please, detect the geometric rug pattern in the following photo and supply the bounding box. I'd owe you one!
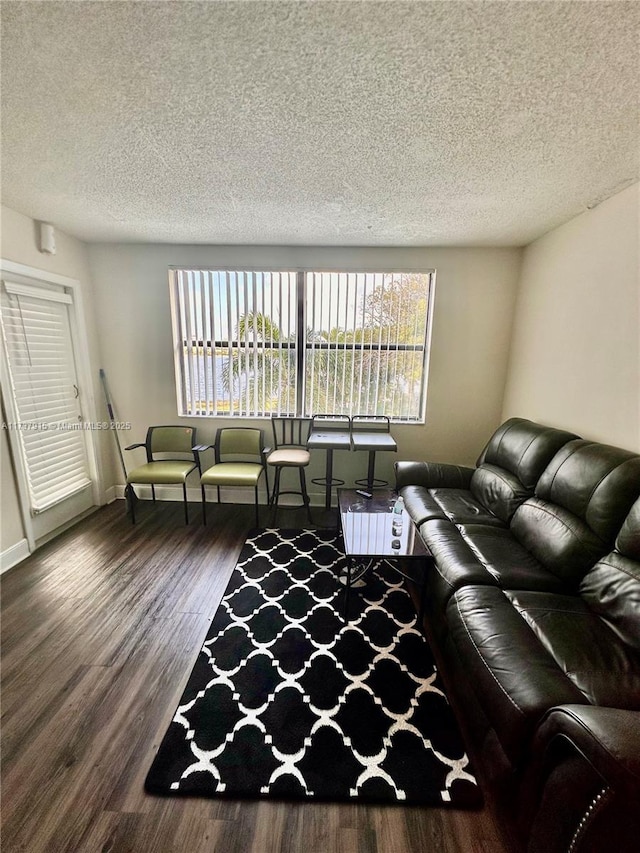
[145,529,482,807]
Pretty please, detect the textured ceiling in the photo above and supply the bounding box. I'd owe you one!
[1,1,638,246]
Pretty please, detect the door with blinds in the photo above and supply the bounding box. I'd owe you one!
[1,278,94,543]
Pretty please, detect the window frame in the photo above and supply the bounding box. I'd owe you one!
[169,266,436,424]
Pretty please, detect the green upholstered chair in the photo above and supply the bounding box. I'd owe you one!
[200,428,269,527]
[125,425,200,524]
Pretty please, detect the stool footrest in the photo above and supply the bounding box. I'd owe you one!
[354,476,389,488]
[311,476,345,488]
[270,489,310,508]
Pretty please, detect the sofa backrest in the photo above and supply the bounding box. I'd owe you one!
[470,418,579,523]
[580,497,640,651]
[511,440,640,586]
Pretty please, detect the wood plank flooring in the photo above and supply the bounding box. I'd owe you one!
[1,500,516,853]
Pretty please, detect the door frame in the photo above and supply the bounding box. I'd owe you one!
[0,258,103,551]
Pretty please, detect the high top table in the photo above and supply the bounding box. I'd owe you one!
[350,415,397,491]
[337,488,431,620]
[307,414,352,510]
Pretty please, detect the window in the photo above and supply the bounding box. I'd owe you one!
[169,268,434,422]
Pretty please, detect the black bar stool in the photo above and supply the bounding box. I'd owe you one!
[267,417,313,524]
[307,414,352,510]
[351,415,397,491]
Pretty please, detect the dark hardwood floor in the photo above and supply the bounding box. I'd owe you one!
[1,499,514,852]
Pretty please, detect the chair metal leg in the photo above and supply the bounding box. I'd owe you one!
[355,449,390,490]
[271,467,281,524]
[201,484,207,526]
[367,451,376,492]
[129,484,136,524]
[264,467,270,505]
[324,448,333,510]
[271,467,281,507]
[183,482,189,525]
[254,486,259,527]
[151,484,156,503]
[300,467,312,522]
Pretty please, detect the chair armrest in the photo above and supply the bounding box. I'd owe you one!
[192,444,214,452]
[394,460,475,490]
[124,442,145,451]
[521,705,640,853]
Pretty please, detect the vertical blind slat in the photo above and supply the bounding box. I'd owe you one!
[271,272,280,415]
[252,272,259,416]
[206,271,215,412]
[331,274,338,412]
[198,270,207,416]
[225,272,233,415]
[339,272,347,414]
[374,273,383,416]
[349,273,357,417]
[307,273,316,416]
[363,273,373,416]
[183,272,195,415]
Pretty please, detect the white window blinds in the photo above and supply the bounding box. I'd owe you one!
[170,269,298,417]
[169,268,433,421]
[303,272,433,421]
[0,280,91,513]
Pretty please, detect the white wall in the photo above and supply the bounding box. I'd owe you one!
[0,205,106,563]
[87,244,522,499]
[502,183,639,451]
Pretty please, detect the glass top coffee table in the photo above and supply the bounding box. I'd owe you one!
[337,488,431,621]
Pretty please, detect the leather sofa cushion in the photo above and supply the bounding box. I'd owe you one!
[580,498,640,650]
[400,485,446,526]
[447,586,587,763]
[580,552,640,650]
[457,524,568,592]
[505,590,640,710]
[536,440,640,543]
[418,520,567,601]
[511,498,608,585]
[616,496,640,561]
[470,464,532,523]
[475,418,579,490]
[428,488,506,526]
[418,519,499,596]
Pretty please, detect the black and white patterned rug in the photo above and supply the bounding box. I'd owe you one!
[145,529,482,807]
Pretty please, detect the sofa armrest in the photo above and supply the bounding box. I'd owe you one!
[521,705,640,853]
[394,460,475,490]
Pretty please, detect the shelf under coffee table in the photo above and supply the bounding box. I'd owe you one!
[337,488,432,621]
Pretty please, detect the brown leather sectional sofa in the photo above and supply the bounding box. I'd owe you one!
[395,418,640,853]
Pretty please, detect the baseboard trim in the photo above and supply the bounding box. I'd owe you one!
[104,486,117,504]
[1,538,31,574]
